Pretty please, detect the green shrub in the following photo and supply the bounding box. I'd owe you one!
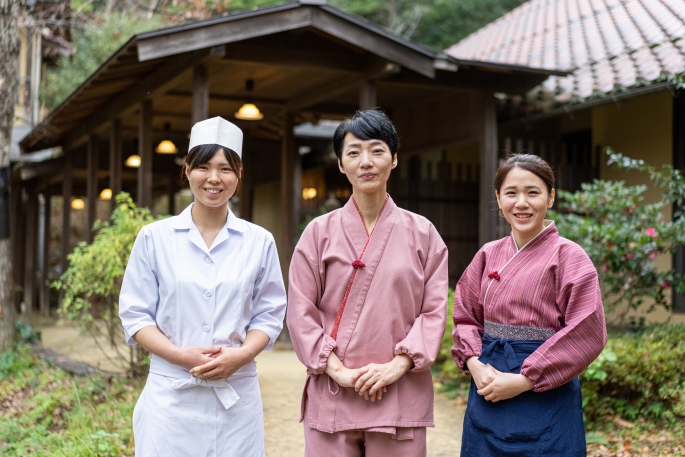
[550,149,685,326]
[53,193,164,375]
[581,325,685,426]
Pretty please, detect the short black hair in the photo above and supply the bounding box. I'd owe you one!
[333,109,399,162]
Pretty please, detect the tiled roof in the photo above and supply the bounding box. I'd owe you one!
[445,0,685,103]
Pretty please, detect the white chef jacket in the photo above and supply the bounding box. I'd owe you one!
[119,202,286,408]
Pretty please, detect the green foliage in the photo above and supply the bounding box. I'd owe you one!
[14,321,40,345]
[581,325,685,426]
[549,149,685,326]
[0,345,142,456]
[42,13,163,109]
[295,205,331,244]
[52,192,163,375]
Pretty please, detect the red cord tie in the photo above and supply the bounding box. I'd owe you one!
[488,271,501,280]
[351,260,366,268]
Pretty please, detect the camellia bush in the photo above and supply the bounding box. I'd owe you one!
[550,149,685,326]
[52,193,163,375]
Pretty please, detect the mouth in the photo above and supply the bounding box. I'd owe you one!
[514,213,533,220]
[359,173,376,180]
[204,188,223,195]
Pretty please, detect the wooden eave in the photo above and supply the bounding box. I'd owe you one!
[20,0,563,154]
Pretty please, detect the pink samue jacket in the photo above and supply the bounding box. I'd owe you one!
[287,195,448,434]
[452,222,607,392]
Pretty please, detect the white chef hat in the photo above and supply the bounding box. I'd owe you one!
[188,117,243,157]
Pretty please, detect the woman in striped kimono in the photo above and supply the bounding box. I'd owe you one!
[452,154,606,456]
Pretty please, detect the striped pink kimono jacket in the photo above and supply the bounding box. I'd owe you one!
[287,195,448,434]
[452,222,606,391]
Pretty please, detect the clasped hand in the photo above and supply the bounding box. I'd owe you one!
[326,354,413,402]
[181,346,247,381]
[466,357,533,402]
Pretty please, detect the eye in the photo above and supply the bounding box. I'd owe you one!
[373,148,384,154]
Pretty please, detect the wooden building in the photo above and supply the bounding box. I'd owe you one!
[13,0,559,312]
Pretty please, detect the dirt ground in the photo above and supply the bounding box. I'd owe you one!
[35,319,464,456]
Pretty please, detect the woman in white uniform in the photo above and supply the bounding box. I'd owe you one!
[119,117,287,457]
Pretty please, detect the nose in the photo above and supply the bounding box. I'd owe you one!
[360,150,373,168]
[207,168,220,182]
[515,193,529,207]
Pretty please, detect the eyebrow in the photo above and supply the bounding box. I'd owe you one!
[503,185,542,190]
[345,140,385,148]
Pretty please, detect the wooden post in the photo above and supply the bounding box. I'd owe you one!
[86,134,99,243]
[40,192,51,316]
[359,80,377,110]
[61,150,72,278]
[167,170,178,215]
[239,135,252,221]
[109,119,122,209]
[280,113,299,282]
[138,100,153,208]
[10,182,25,308]
[478,91,498,246]
[192,63,209,125]
[23,190,38,311]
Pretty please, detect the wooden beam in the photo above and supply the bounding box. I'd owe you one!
[280,113,299,284]
[284,60,399,113]
[10,183,25,308]
[61,150,72,278]
[137,7,313,61]
[223,42,365,73]
[478,92,498,246]
[359,80,376,110]
[109,119,122,209]
[86,134,99,243]
[165,91,285,107]
[310,8,435,78]
[138,100,154,209]
[192,63,209,124]
[40,192,51,316]
[64,48,214,151]
[23,190,38,311]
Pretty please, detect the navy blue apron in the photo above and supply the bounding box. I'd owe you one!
[461,333,586,456]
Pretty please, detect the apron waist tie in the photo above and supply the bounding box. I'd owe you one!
[480,337,520,371]
[170,376,240,410]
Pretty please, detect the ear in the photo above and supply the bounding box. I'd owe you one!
[338,158,346,174]
[391,153,398,169]
[548,188,555,208]
[495,191,502,209]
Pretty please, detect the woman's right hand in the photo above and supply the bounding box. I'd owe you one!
[174,346,221,371]
[466,356,499,390]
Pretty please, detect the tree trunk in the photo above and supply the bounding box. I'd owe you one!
[0,0,26,352]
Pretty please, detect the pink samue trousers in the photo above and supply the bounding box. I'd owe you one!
[304,425,427,457]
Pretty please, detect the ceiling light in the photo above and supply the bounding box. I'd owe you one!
[235,79,264,121]
[156,123,178,154]
[99,188,112,200]
[71,198,85,210]
[125,154,141,168]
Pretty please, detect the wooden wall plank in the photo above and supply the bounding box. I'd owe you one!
[280,113,299,284]
[40,192,51,316]
[478,91,498,246]
[192,63,209,124]
[109,119,122,209]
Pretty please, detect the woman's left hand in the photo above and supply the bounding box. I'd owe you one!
[190,347,248,380]
[476,372,533,402]
[352,355,413,401]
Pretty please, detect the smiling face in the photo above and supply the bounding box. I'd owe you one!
[338,133,397,195]
[185,148,240,211]
[496,166,555,248]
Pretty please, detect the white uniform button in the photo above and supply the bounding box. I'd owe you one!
[204,290,212,297]
[202,325,210,333]
[205,257,211,264]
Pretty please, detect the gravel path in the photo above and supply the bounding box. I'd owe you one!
[257,349,464,457]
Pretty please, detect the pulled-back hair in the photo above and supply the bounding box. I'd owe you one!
[493,154,555,194]
[333,109,399,162]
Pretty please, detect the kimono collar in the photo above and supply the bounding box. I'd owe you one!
[171,203,244,233]
[341,194,397,249]
[511,219,558,252]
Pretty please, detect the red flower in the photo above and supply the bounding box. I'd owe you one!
[627,253,634,259]
[661,281,671,288]
[645,228,657,237]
